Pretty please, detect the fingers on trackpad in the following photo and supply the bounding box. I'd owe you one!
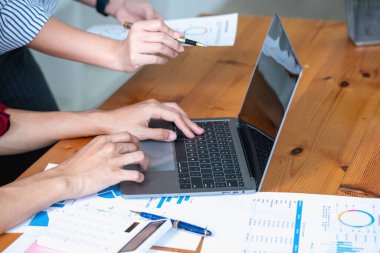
[124,164,145,174]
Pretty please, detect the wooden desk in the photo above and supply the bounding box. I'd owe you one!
[2,15,380,252]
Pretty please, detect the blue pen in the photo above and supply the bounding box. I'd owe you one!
[130,210,212,236]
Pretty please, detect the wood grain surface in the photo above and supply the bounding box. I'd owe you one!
[2,15,379,252]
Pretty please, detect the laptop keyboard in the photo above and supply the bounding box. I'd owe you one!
[174,120,244,189]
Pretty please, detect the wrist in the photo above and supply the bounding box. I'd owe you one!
[96,0,110,16]
[43,167,77,200]
[104,0,122,17]
[85,109,111,135]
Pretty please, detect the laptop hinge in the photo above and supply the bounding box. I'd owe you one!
[237,119,263,188]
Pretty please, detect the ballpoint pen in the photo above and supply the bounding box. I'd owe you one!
[123,22,207,47]
[130,210,212,236]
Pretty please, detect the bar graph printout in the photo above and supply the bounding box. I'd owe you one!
[5,163,380,253]
[241,193,380,253]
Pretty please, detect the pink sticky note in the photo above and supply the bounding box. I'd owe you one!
[24,241,64,253]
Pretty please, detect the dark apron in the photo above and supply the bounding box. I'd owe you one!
[0,47,59,185]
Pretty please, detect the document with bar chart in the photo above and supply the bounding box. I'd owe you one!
[241,192,380,253]
[5,163,380,253]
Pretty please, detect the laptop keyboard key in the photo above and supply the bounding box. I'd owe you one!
[178,162,188,168]
[190,172,201,177]
[203,179,215,188]
[201,169,212,174]
[178,168,189,173]
[180,179,190,184]
[179,173,190,179]
[202,174,213,179]
[191,177,203,189]
[213,172,224,177]
[180,184,191,189]
[226,174,237,179]
[227,180,238,187]
[189,167,200,172]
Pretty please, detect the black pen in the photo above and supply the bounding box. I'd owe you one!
[123,22,207,47]
[130,210,212,237]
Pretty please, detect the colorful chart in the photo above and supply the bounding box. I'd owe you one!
[338,209,375,228]
[97,184,121,199]
[28,200,65,227]
[156,196,191,208]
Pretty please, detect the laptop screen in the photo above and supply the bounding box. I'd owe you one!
[238,14,302,139]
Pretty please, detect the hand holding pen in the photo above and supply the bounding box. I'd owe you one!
[116,19,186,72]
[124,22,206,47]
[130,210,212,237]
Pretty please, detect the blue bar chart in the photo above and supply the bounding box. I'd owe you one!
[156,196,191,208]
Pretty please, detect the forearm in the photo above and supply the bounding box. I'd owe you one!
[28,18,125,71]
[0,109,104,155]
[77,0,96,7]
[0,168,72,234]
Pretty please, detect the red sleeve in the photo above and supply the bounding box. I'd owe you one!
[0,103,10,137]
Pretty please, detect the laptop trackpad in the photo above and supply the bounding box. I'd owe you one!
[140,140,175,172]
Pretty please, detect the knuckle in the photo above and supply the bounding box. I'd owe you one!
[159,34,166,41]
[171,50,178,58]
[129,143,139,151]
[155,19,165,28]
[160,130,169,139]
[129,151,144,163]
[129,171,142,182]
[159,42,165,51]
[103,142,116,154]
[148,98,158,106]
[94,135,106,142]
[134,150,145,161]
[122,131,132,138]
[154,56,161,64]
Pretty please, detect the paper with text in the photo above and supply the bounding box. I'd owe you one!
[87,13,238,46]
[5,162,380,253]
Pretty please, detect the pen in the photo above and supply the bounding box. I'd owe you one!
[130,210,212,236]
[123,22,207,47]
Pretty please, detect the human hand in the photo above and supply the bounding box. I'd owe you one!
[115,19,184,72]
[56,132,149,199]
[106,0,162,24]
[98,99,204,141]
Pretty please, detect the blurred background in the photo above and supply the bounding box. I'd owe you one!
[33,0,345,111]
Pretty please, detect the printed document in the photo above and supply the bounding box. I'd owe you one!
[87,13,238,46]
[5,163,380,253]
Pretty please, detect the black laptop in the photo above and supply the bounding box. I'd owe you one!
[121,14,302,198]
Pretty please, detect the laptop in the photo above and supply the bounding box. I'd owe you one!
[121,14,302,198]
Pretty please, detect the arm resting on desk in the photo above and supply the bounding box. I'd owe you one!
[0,100,203,234]
[0,99,203,155]
[0,132,148,234]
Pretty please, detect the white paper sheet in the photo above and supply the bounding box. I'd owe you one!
[6,162,380,253]
[87,13,238,46]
